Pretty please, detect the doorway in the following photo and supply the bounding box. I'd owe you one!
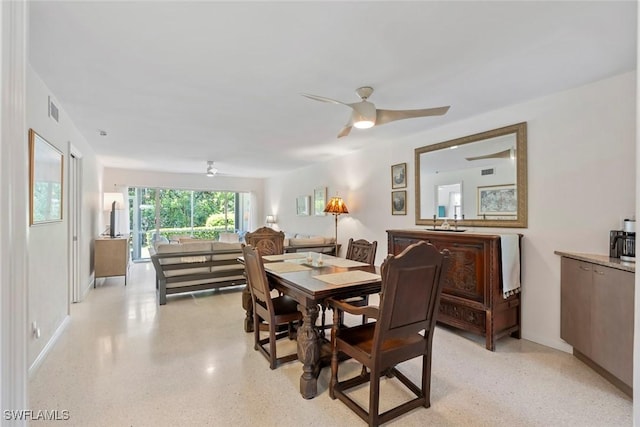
[69,149,83,302]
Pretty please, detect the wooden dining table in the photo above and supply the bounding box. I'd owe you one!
[251,252,382,399]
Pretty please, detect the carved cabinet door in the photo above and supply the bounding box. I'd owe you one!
[388,235,486,303]
[432,240,485,303]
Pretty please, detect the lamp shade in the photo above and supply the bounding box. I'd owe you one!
[323,197,349,215]
[103,192,124,211]
[265,215,276,224]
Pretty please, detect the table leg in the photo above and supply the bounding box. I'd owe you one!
[297,303,320,399]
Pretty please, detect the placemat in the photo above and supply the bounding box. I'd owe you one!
[323,258,369,268]
[264,262,311,273]
[262,253,306,261]
[314,270,381,286]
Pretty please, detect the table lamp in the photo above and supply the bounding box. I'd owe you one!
[265,215,276,228]
[323,196,349,256]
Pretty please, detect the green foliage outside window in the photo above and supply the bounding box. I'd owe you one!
[130,188,238,251]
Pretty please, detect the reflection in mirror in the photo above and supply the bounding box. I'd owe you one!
[415,122,527,228]
[436,183,461,219]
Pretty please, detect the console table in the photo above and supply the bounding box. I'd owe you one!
[284,243,341,256]
[94,235,129,286]
[387,229,522,351]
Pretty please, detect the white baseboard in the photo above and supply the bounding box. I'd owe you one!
[82,274,95,300]
[28,315,70,378]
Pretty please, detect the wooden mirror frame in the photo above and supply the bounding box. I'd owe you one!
[415,122,527,228]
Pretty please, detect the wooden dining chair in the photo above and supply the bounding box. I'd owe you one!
[328,238,378,327]
[328,241,450,427]
[344,238,377,313]
[241,227,285,332]
[242,244,302,369]
[244,226,284,256]
[345,238,377,265]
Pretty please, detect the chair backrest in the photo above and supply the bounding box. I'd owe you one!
[244,227,285,256]
[242,244,272,308]
[373,241,450,349]
[345,238,378,265]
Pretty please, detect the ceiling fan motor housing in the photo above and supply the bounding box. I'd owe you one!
[352,101,377,128]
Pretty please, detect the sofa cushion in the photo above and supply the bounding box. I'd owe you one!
[211,241,242,250]
[218,232,240,243]
[177,237,217,244]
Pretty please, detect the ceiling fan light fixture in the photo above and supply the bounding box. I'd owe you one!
[206,161,217,177]
[351,101,377,129]
[353,119,375,129]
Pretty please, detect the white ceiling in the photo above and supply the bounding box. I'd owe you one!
[28,1,637,178]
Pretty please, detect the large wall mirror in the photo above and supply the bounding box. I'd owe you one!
[415,122,527,228]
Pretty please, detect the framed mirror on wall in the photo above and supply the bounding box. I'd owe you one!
[415,122,527,228]
[29,129,64,225]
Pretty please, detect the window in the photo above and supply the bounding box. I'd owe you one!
[129,188,250,260]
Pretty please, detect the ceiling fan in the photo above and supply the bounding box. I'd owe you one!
[301,86,450,138]
[465,148,515,161]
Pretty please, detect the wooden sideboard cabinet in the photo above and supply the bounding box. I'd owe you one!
[558,254,634,396]
[94,236,129,286]
[387,229,521,351]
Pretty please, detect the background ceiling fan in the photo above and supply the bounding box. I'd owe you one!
[301,86,450,138]
[465,148,515,161]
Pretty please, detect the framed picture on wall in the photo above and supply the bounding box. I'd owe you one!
[29,129,64,225]
[296,195,310,216]
[391,163,407,189]
[313,187,327,216]
[477,184,517,216]
[391,190,407,215]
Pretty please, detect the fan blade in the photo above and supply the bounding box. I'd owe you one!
[337,116,354,138]
[465,148,513,161]
[337,125,352,138]
[301,93,349,106]
[376,106,450,126]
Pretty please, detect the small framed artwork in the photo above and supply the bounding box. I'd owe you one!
[296,195,310,216]
[313,187,327,216]
[29,129,63,225]
[477,184,517,216]
[391,163,407,189]
[391,190,407,215]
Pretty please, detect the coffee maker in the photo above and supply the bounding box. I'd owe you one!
[610,219,635,262]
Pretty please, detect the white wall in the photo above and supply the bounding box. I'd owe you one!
[1,0,29,413]
[265,71,636,352]
[26,66,102,368]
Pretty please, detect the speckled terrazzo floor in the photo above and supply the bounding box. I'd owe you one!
[29,261,632,426]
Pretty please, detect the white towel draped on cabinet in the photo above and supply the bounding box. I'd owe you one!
[500,234,521,299]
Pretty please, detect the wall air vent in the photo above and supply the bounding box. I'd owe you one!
[48,96,59,122]
[481,168,494,176]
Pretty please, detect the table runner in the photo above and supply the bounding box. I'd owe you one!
[313,270,381,286]
[322,258,369,268]
[264,262,311,273]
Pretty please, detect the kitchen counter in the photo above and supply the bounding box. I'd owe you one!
[554,251,635,273]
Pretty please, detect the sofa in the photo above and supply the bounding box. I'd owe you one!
[150,239,245,305]
[283,233,339,255]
